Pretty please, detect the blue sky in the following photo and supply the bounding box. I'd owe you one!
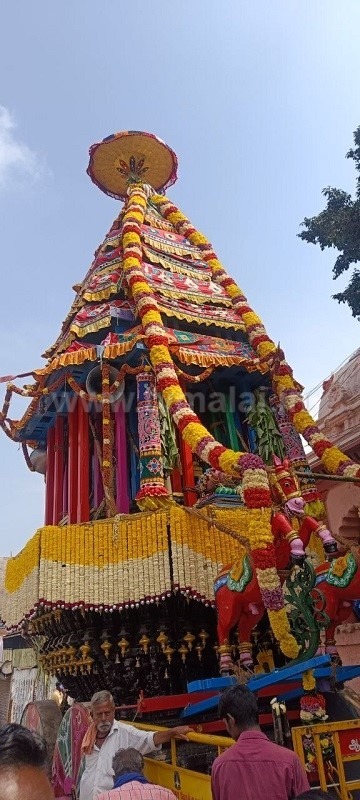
[1,1,359,556]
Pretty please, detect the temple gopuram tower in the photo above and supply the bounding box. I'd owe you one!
[2,131,360,704]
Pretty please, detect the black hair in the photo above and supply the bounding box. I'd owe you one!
[294,792,331,799]
[0,724,47,769]
[218,685,259,728]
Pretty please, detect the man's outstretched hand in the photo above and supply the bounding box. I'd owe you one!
[153,725,192,746]
[170,725,192,740]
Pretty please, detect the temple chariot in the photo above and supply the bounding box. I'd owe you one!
[2,132,360,795]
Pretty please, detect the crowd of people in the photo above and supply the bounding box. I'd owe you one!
[0,686,336,800]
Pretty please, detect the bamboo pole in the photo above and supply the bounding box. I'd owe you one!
[296,470,360,484]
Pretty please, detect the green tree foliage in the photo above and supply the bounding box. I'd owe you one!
[298,126,360,319]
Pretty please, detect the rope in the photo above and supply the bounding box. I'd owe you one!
[331,531,360,566]
[183,505,251,551]
[88,416,117,518]
[67,362,149,403]
[173,364,215,383]
[296,470,360,485]
[22,442,35,472]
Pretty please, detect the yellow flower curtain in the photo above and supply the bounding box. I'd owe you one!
[3,508,251,629]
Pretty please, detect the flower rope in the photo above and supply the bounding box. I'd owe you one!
[0,418,16,440]
[102,362,115,518]
[0,375,66,439]
[120,183,298,659]
[88,416,117,518]
[151,194,360,483]
[6,377,64,398]
[22,443,36,472]
[173,364,214,383]
[66,362,146,403]
[4,374,68,436]
[0,385,13,423]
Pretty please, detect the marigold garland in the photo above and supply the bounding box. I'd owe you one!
[3,513,172,628]
[302,669,316,692]
[151,193,360,485]
[120,185,298,660]
[3,508,259,628]
[101,363,116,518]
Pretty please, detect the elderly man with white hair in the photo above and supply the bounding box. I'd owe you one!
[98,747,177,800]
[79,690,190,800]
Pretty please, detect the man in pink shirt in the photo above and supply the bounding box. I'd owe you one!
[98,747,177,800]
[211,685,310,800]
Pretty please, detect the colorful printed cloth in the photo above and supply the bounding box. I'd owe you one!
[52,704,90,798]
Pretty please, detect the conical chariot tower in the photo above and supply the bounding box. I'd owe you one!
[1,131,359,706]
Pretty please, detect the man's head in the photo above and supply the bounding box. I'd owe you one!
[0,723,54,800]
[91,690,116,735]
[218,685,259,739]
[113,748,144,779]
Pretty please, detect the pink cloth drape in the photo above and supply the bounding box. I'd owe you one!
[114,401,130,513]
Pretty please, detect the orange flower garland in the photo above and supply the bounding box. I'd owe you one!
[121,184,298,660]
[151,194,360,483]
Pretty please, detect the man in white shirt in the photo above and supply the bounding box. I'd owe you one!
[79,690,190,800]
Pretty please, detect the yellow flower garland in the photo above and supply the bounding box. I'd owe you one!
[151,193,359,483]
[121,186,298,660]
[302,669,316,691]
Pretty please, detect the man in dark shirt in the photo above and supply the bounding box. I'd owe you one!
[211,685,310,800]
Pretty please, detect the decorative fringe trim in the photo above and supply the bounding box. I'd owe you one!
[142,230,196,257]
[83,285,120,303]
[143,246,211,281]
[151,284,230,307]
[157,301,245,330]
[174,347,268,372]
[145,208,174,231]
[70,314,112,338]
[48,347,97,370]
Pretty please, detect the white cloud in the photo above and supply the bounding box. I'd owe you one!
[0,105,43,190]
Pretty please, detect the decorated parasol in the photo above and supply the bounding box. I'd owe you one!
[87,130,178,200]
[52,703,91,799]
[21,700,62,777]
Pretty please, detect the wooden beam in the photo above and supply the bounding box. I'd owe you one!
[45,426,55,525]
[297,470,360,484]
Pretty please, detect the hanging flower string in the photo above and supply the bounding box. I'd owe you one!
[66,362,146,403]
[0,374,69,441]
[101,362,115,518]
[174,364,215,383]
[3,508,258,629]
[120,184,298,659]
[151,194,360,483]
